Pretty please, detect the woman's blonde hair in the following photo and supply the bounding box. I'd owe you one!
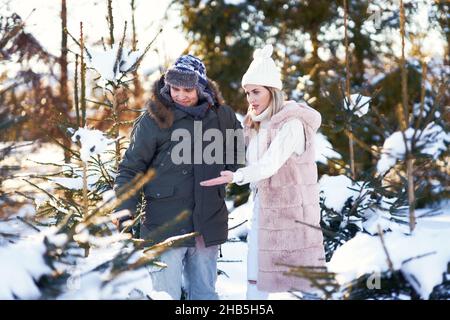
[245,86,285,132]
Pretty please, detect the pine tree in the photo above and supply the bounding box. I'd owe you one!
[289,0,449,299]
[10,1,191,298]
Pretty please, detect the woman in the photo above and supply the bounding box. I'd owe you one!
[200,45,325,299]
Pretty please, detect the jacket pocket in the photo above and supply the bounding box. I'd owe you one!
[145,185,175,200]
[144,185,176,226]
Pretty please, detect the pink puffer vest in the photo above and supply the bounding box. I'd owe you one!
[243,101,326,292]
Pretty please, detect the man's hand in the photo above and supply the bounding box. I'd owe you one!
[111,217,120,229]
[200,171,233,187]
[110,209,132,232]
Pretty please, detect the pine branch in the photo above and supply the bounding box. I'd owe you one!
[122,27,163,74]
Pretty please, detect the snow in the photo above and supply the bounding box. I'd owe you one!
[148,290,173,300]
[47,232,69,247]
[223,0,246,5]
[1,124,448,300]
[59,257,155,299]
[2,187,448,300]
[377,122,449,174]
[217,240,301,300]
[216,241,248,299]
[88,43,142,85]
[318,174,410,234]
[50,176,85,190]
[0,206,42,241]
[344,94,371,117]
[1,142,65,171]
[367,73,386,86]
[319,175,359,212]
[361,207,410,235]
[71,127,114,163]
[120,49,144,73]
[50,174,99,191]
[0,234,52,299]
[377,131,406,173]
[227,193,253,240]
[315,132,342,164]
[417,123,449,157]
[37,236,160,300]
[328,214,450,299]
[101,190,117,204]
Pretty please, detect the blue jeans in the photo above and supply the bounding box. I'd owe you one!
[147,235,219,300]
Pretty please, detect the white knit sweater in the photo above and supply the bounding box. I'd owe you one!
[232,108,306,186]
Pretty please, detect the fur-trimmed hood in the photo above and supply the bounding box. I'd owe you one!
[146,75,226,129]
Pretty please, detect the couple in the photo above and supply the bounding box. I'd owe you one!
[114,44,325,300]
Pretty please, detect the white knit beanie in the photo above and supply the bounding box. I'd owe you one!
[241,44,282,90]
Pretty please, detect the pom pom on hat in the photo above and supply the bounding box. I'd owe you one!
[241,44,282,90]
[253,44,273,59]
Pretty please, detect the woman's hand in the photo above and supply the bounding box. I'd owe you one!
[200,171,234,186]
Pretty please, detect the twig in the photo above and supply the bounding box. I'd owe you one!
[228,219,247,231]
[16,216,41,232]
[377,224,395,272]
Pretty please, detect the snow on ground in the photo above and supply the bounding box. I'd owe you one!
[56,242,156,300]
[217,240,247,300]
[0,191,298,300]
[217,240,300,300]
[0,204,37,236]
[0,214,55,299]
[2,198,448,300]
[318,173,450,299]
[1,141,449,300]
[328,206,450,299]
[0,235,51,299]
[1,142,65,199]
[227,193,253,240]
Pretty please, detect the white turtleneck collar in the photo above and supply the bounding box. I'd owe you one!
[250,105,272,122]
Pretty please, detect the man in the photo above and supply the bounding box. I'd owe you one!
[113,54,244,300]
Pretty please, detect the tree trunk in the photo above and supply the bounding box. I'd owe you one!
[60,0,72,163]
[108,0,114,47]
[400,0,415,233]
[344,0,355,179]
[131,0,143,108]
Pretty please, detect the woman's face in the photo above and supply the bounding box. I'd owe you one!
[170,85,199,107]
[244,85,271,115]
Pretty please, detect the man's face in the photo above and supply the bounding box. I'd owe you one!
[170,85,199,107]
